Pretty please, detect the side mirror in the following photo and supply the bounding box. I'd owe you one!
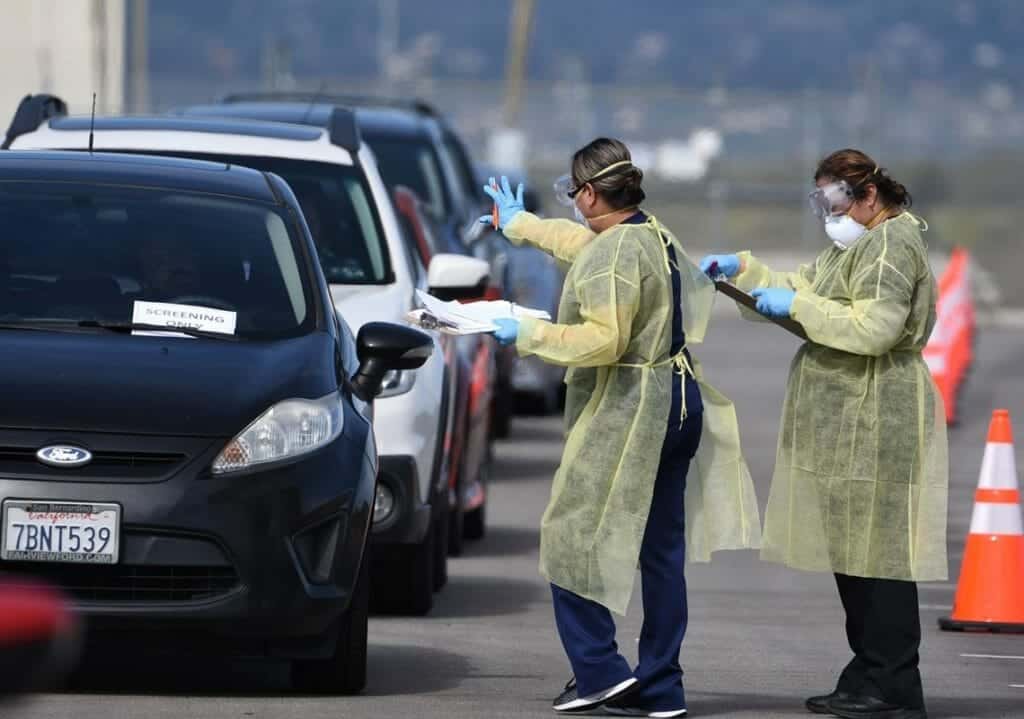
[428,253,490,302]
[351,322,433,402]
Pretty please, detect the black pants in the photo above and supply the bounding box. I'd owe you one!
[834,573,924,710]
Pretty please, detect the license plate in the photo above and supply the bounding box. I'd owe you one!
[1,500,120,564]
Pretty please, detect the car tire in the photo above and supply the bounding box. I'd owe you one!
[464,503,486,541]
[370,529,434,616]
[447,498,465,557]
[463,457,489,541]
[291,555,369,695]
[432,513,449,592]
[491,375,513,439]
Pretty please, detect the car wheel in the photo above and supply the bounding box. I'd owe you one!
[464,503,486,541]
[370,529,434,616]
[491,376,513,438]
[432,512,449,592]
[463,458,489,541]
[291,555,369,695]
[447,498,465,557]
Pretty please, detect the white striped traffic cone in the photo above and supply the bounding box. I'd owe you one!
[940,409,1024,632]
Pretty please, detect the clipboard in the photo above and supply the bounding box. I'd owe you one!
[714,280,809,341]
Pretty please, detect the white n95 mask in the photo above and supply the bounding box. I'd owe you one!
[824,214,867,250]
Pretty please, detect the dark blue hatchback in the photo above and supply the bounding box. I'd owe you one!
[0,151,432,694]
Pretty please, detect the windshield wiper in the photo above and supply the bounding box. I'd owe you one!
[0,321,67,333]
[77,320,240,342]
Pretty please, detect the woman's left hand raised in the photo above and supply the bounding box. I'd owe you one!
[479,176,525,231]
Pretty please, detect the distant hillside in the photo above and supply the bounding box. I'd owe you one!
[147,0,1024,96]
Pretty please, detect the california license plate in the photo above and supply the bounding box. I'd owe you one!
[1,500,120,564]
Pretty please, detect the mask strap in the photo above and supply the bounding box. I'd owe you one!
[585,205,638,224]
[588,160,633,182]
[574,160,634,191]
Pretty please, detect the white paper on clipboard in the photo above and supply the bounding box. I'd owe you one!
[409,289,551,335]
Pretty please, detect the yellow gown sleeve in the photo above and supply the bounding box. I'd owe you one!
[503,211,596,264]
[734,251,816,292]
[789,240,916,356]
[515,235,640,368]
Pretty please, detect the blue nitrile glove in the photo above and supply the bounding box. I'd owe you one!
[699,254,741,279]
[479,176,525,231]
[491,317,520,346]
[751,288,796,318]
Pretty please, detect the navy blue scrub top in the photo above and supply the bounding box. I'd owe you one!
[624,211,703,417]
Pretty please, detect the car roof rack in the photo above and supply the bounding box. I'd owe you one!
[3,93,68,149]
[220,91,439,119]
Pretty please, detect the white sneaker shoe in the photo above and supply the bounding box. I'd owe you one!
[552,676,640,713]
[604,705,688,718]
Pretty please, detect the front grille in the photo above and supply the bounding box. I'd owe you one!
[0,563,241,602]
[0,447,186,480]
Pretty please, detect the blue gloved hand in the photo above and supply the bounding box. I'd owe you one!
[699,254,741,278]
[491,317,519,346]
[751,288,796,318]
[479,176,525,231]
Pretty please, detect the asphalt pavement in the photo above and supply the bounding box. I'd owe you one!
[10,312,1024,719]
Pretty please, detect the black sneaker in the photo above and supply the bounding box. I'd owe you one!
[806,690,851,714]
[828,694,927,719]
[552,676,639,714]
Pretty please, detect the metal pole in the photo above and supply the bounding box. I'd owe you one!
[502,0,535,124]
[129,0,148,113]
[377,0,399,95]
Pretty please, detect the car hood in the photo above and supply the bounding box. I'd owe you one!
[0,330,337,437]
[330,283,412,331]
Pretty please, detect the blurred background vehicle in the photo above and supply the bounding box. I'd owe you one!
[0,146,434,693]
[8,98,488,617]
[476,165,567,415]
[392,184,494,546]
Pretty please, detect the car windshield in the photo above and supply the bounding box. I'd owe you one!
[164,155,392,286]
[364,138,452,220]
[0,181,315,340]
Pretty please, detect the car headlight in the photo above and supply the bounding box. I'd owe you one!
[377,369,416,398]
[212,393,344,474]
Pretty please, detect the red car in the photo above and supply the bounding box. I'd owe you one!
[392,186,495,556]
[0,577,78,695]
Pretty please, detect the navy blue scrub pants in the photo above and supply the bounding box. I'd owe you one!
[551,407,702,711]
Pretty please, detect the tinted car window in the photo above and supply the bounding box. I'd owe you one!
[365,138,451,220]
[0,181,313,340]
[150,154,392,286]
[442,132,484,206]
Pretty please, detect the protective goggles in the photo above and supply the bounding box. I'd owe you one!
[553,160,634,207]
[808,180,855,219]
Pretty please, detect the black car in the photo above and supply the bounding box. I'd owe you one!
[0,150,432,694]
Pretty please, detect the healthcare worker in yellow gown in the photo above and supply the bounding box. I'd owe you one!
[482,138,760,717]
[701,149,947,719]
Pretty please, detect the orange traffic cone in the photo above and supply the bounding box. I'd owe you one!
[940,409,1024,632]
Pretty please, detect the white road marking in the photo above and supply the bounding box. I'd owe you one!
[1011,684,1024,689]
[961,653,1024,660]
[918,604,951,611]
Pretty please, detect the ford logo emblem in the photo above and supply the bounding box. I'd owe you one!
[36,445,93,468]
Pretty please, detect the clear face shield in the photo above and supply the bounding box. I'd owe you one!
[552,173,579,208]
[808,180,855,220]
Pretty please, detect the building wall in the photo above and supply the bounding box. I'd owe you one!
[0,0,125,118]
